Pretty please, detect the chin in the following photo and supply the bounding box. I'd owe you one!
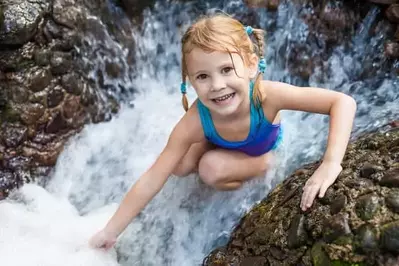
[207,93,242,117]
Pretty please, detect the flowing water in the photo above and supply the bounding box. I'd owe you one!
[1,1,398,265]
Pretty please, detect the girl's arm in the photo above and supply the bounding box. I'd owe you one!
[101,107,203,238]
[263,81,357,210]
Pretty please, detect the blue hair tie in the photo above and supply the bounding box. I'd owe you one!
[258,57,266,73]
[244,26,253,35]
[180,82,187,94]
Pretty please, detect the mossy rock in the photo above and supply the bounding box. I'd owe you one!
[203,129,399,266]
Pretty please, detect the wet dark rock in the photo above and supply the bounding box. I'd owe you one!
[368,0,399,4]
[50,52,72,75]
[380,168,399,187]
[385,41,399,58]
[45,112,67,133]
[105,61,123,79]
[385,191,399,213]
[386,4,399,23]
[323,213,352,243]
[0,1,49,45]
[28,67,53,92]
[204,130,399,265]
[1,123,27,148]
[119,0,157,18]
[19,103,45,125]
[330,194,347,215]
[380,221,399,254]
[240,256,268,265]
[360,163,383,179]
[9,85,29,104]
[53,0,83,29]
[287,214,308,248]
[33,49,51,67]
[355,224,378,253]
[355,193,381,221]
[47,85,65,108]
[61,73,84,96]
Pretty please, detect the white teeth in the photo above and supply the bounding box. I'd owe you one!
[214,93,233,102]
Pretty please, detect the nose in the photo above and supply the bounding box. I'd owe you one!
[210,75,226,91]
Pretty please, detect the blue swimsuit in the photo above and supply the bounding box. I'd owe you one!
[197,82,282,157]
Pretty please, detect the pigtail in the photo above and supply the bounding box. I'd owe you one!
[181,56,189,112]
[251,28,266,107]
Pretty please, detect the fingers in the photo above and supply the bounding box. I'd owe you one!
[318,182,329,198]
[301,182,320,211]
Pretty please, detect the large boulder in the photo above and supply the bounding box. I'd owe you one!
[0,0,136,199]
[204,126,399,266]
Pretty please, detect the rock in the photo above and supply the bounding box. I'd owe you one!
[385,41,399,59]
[380,221,399,254]
[323,213,352,243]
[47,85,65,108]
[287,214,308,248]
[62,95,81,119]
[52,0,83,29]
[311,242,331,266]
[19,103,45,125]
[9,85,29,104]
[385,191,399,213]
[204,130,399,265]
[368,0,399,4]
[380,168,399,187]
[1,123,27,148]
[386,4,399,23]
[50,52,72,75]
[0,1,49,45]
[330,194,347,215]
[355,193,381,221]
[360,163,383,179]
[45,112,67,133]
[61,73,84,96]
[355,224,378,253]
[119,0,157,18]
[240,256,268,266]
[244,0,280,10]
[28,67,53,92]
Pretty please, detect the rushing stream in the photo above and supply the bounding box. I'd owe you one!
[1,1,398,265]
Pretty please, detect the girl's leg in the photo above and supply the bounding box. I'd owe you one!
[198,149,273,190]
[172,141,213,177]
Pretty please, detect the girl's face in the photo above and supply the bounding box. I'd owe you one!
[185,47,257,118]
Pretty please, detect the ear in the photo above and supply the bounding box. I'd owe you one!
[247,53,258,79]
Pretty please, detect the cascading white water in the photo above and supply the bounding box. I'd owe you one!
[1,1,398,266]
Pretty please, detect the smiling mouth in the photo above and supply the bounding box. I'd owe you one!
[212,92,235,103]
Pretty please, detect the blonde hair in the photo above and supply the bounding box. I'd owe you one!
[180,14,266,111]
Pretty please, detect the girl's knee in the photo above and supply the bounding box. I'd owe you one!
[198,151,226,187]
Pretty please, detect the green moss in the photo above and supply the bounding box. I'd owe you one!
[0,102,21,123]
[311,242,332,266]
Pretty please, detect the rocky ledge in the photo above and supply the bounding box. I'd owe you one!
[0,0,138,199]
[204,125,399,266]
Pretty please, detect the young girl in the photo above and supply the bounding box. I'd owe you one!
[89,14,356,249]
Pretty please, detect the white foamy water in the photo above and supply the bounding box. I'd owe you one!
[1,1,398,266]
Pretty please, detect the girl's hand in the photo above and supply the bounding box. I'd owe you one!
[300,161,342,211]
[89,229,117,250]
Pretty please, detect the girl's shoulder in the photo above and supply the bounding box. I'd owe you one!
[174,99,205,144]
